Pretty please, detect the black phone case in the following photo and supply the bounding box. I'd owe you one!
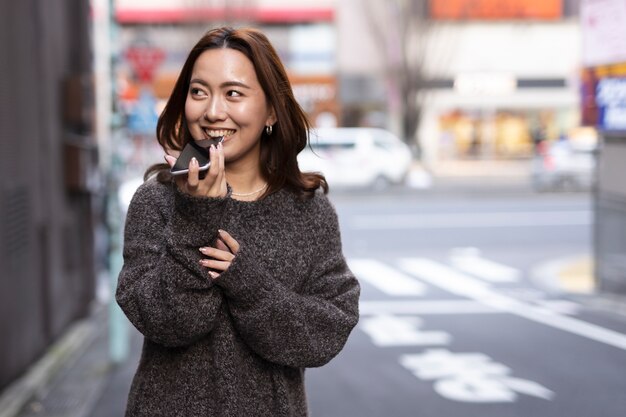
[170,142,211,175]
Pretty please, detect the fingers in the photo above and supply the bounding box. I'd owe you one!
[164,154,177,167]
[215,237,230,253]
[217,142,225,180]
[199,246,235,262]
[218,230,240,254]
[170,144,226,198]
[199,258,231,272]
[187,157,200,190]
[198,230,239,280]
[204,145,222,190]
[199,244,234,280]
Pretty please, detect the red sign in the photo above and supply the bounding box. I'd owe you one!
[430,0,561,20]
[125,46,165,83]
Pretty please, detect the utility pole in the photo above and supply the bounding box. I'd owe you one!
[92,0,128,364]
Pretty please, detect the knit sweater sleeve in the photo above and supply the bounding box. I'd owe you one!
[115,180,227,348]
[215,194,360,368]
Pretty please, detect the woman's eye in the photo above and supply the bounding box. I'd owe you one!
[227,90,242,98]
[190,87,206,96]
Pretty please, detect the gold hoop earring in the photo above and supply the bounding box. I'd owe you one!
[265,124,273,135]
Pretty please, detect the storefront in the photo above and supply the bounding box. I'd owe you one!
[580,0,626,294]
[413,1,585,166]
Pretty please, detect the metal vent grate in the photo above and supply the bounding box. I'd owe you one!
[1,186,31,273]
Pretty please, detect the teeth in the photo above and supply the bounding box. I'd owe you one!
[204,129,235,138]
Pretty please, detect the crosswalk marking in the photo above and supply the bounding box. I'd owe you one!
[348,258,426,296]
[398,258,626,351]
[450,248,521,283]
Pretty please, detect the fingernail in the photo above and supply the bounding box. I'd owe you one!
[199,247,207,254]
[218,229,224,235]
[209,271,219,279]
[191,157,197,166]
[199,259,208,266]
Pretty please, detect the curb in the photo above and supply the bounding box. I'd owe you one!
[530,254,595,295]
[531,255,626,317]
[0,307,103,417]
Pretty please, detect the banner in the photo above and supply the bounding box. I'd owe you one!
[430,0,561,20]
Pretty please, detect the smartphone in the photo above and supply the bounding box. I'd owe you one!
[170,137,223,176]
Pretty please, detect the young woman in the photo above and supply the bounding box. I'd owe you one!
[116,27,360,416]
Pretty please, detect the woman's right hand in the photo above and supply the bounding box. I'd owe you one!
[165,142,227,198]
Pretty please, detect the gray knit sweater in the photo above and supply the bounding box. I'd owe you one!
[116,178,360,417]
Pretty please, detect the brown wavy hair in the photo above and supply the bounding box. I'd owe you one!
[145,26,327,199]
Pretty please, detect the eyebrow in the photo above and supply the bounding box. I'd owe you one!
[190,78,252,89]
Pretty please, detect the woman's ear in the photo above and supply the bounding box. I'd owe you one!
[266,107,277,126]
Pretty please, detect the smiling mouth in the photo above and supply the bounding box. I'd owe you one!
[202,128,236,139]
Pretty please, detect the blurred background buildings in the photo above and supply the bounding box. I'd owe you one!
[2,0,626,414]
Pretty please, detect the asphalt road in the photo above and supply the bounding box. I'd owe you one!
[304,190,626,417]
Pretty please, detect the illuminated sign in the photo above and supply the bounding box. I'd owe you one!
[114,0,334,23]
[430,0,561,20]
[597,78,626,131]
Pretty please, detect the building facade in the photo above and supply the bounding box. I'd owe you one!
[580,0,626,295]
[0,0,98,390]
[337,0,588,167]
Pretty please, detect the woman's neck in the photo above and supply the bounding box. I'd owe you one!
[225,164,267,201]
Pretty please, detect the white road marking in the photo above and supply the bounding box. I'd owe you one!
[400,349,554,403]
[348,259,426,296]
[450,247,521,283]
[361,315,451,347]
[360,300,499,315]
[398,258,626,351]
[351,210,591,230]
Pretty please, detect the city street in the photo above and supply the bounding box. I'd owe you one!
[5,2,626,417]
[305,189,626,417]
[85,188,626,417]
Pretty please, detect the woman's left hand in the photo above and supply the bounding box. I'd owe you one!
[199,230,240,280]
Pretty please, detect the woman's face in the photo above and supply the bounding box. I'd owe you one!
[185,48,275,167]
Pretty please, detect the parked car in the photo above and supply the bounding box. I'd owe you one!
[298,127,413,189]
[531,139,596,192]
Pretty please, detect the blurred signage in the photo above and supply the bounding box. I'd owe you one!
[114,0,334,23]
[454,73,517,96]
[430,0,561,20]
[289,74,339,127]
[127,89,159,135]
[580,68,600,127]
[596,78,626,132]
[580,0,626,67]
[125,45,165,83]
[580,63,626,130]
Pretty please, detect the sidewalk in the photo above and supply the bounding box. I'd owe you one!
[532,254,626,317]
[0,305,141,417]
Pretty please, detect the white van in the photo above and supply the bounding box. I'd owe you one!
[298,127,413,189]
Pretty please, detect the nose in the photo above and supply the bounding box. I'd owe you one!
[204,95,227,122]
